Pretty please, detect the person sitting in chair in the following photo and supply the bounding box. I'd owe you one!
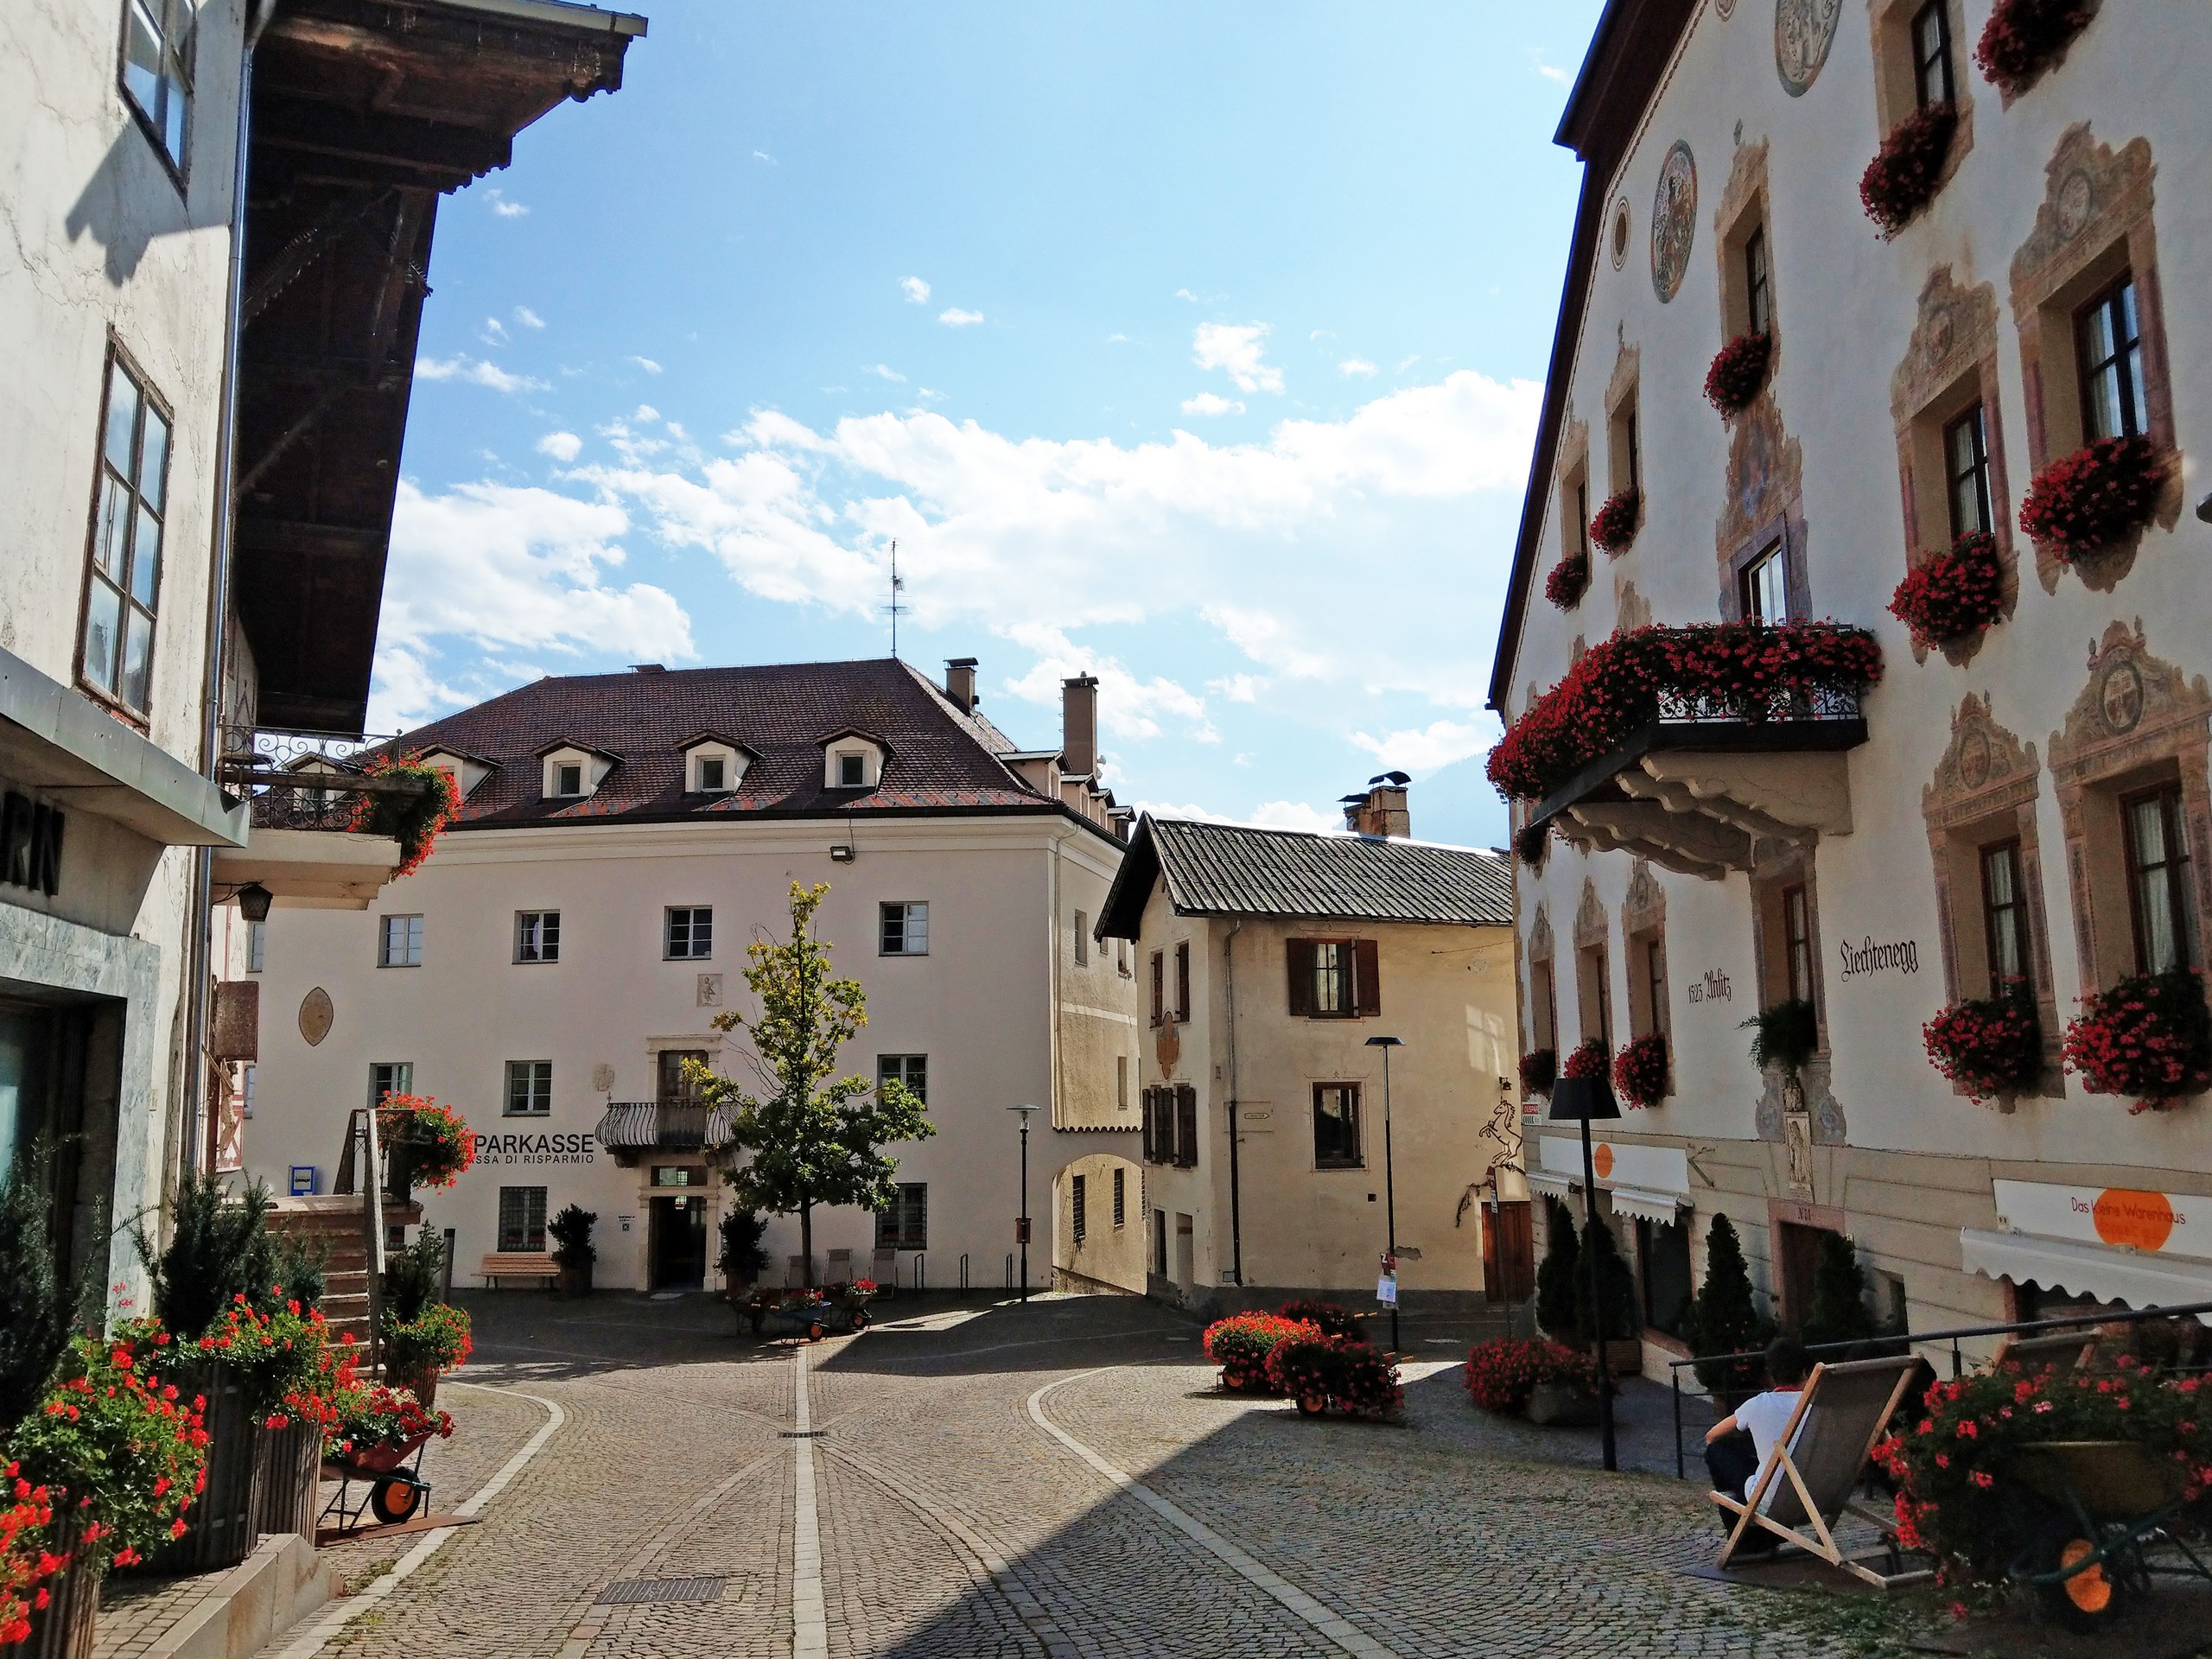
[1703,1337,1811,1549]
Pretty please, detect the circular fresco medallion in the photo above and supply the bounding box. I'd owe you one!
[1649,142,1697,302]
[2057,169,2095,238]
[2099,659,2145,735]
[1611,197,1631,270]
[298,986,334,1047]
[1774,0,1844,96]
[1958,727,1993,790]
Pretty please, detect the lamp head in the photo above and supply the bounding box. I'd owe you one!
[1363,1035,1403,1049]
[1548,1074,1620,1122]
[237,883,273,923]
[1007,1103,1039,1116]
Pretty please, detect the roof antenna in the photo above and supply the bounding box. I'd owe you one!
[887,541,909,659]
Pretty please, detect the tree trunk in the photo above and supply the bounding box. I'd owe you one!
[799,1198,813,1287]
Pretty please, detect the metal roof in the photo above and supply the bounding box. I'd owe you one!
[1096,816,1514,940]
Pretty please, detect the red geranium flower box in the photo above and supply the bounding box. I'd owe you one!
[1859,103,1955,236]
[1519,1048,1557,1094]
[1611,1032,1669,1109]
[1703,332,1770,415]
[2018,435,2167,562]
[2061,968,2212,1113]
[1975,0,2095,98]
[1562,1038,1609,1082]
[1545,552,1590,611]
[1588,491,1639,554]
[1923,983,2043,1102]
[1887,531,2005,649]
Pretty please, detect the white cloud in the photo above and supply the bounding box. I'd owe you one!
[901,276,931,304]
[1179,392,1245,417]
[1532,53,1571,84]
[1192,322,1284,394]
[1339,357,1378,378]
[1174,288,1198,302]
[1395,353,1421,372]
[627,355,664,375]
[1104,332,1130,345]
[369,481,694,728]
[483,188,529,219]
[415,355,547,394]
[938,308,984,327]
[1349,718,1492,773]
[479,317,510,346]
[866,364,906,383]
[1001,626,1216,744]
[1208,674,1263,702]
[536,431,583,462]
[635,404,660,423]
[513,306,546,329]
[753,149,778,164]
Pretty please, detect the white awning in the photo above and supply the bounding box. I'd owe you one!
[1961,1229,2212,1325]
[1525,1169,1573,1200]
[1608,1186,1685,1225]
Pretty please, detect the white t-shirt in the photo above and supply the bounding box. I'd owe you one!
[1734,1387,1806,1468]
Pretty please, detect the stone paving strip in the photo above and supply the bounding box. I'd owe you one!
[791,1344,829,1659]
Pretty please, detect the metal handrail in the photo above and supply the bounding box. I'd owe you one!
[1667,1297,2212,1479]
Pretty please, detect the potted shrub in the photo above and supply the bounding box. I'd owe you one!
[1702,331,1770,415]
[1612,1032,1669,1109]
[373,1095,474,1193]
[1518,1048,1557,1096]
[1923,982,2043,1103]
[0,1146,86,1439]
[1202,1313,1320,1394]
[1275,1300,1361,1340]
[2018,435,2168,564]
[1887,531,2005,650]
[718,1209,771,1300]
[1682,1215,1770,1406]
[1534,1208,1580,1343]
[1974,0,2097,99]
[7,1332,208,1657]
[549,1205,597,1297]
[1573,1219,1640,1374]
[1859,104,1955,236]
[1514,820,1550,871]
[1742,998,1818,1087]
[1797,1232,1877,1353]
[2062,968,2212,1113]
[348,755,460,879]
[1588,490,1639,554]
[1544,551,1590,611]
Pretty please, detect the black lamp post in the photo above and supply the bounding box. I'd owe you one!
[1364,1035,1402,1353]
[1008,1103,1037,1302]
[1549,1071,1621,1472]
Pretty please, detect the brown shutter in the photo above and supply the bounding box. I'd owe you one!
[1175,1084,1198,1167]
[1174,942,1191,1022]
[1150,953,1164,1027]
[1141,1089,1155,1162]
[1286,938,1315,1016]
[1354,939,1381,1016]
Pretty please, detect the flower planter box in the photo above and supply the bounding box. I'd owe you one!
[388,1367,440,1409]
[251,1419,324,1540]
[1525,1382,1599,1427]
[19,1514,99,1659]
[556,1262,593,1298]
[133,1361,257,1576]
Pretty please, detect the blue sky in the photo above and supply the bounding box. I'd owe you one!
[377,0,1606,847]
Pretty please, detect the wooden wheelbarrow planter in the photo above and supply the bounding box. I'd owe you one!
[746,1287,876,1340]
[318,1433,439,1538]
[2004,1440,2212,1631]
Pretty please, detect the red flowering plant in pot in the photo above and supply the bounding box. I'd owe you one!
[2017,435,2168,564]
[1518,1048,1557,1096]
[1463,1338,1598,1415]
[1561,1038,1610,1083]
[1588,491,1639,554]
[1611,1032,1669,1109]
[1859,103,1956,236]
[327,1384,454,1473]
[1974,0,2096,99]
[1544,551,1590,612]
[1275,1300,1361,1340]
[374,1093,474,1190]
[1887,531,2005,650]
[1923,982,2044,1103]
[1702,332,1770,416]
[1201,1313,1321,1394]
[1514,819,1550,870]
[0,1460,61,1647]
[349,755,460,880]
[2061,968,2212,1113]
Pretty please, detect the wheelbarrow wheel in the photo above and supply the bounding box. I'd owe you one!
[2033,1529,2123,1632]
[1296,1394,1327,1417]
[806,1321,825,1342]
[849,1310,870,1331]
[370,1478,423,1526]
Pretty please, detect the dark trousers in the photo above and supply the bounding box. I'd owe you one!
[1705,1431,1778,1548]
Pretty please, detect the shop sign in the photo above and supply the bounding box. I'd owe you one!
[1539,1135,1690,1197]
[1993,1179,2209,1259]
[472,1130,597,1167]
[0,791,64,898]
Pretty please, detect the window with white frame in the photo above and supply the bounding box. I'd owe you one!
[876,1182,927,1250]
[80,352,171,715]
[877,1052,928,1104]
[880,902,928,956]
[247,919,265,974]
[122,0,194,173]
[1073,911,1088,965]
[378,914,423,968]
[505,1060,552,1116]
[368,1061,413,1107]
[515,911,560,963]
[665,906,712,959]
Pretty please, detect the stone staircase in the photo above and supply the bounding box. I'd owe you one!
[264,1193,416,1348]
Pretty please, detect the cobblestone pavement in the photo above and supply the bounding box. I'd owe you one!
[256,1290,1885,1659]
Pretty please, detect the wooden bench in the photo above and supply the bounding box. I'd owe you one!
[480,1252,558,1288]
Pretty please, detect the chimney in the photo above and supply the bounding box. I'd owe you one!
[1342,772,1411,838]
[1060,675,1099,778]
[944,657,978,714]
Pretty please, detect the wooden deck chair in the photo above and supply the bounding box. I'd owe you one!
[826,1248,855,1286]
[785,1254,810,1289]
[1999,1329,2098,1376]
[870,1248,899,1292]
[1712,1355,1932,1589]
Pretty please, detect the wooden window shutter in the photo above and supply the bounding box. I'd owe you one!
[1150,953,1164,1027]
[1286,938,1316,1016]
[1141,1089,1155,1162]
[1174,942,1191,1022]
[1354,939,1382,1016]
[1175,1084,1198,1167]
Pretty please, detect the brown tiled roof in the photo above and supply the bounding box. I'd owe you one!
[1096,815,1514,938]
[371,659,1084,831]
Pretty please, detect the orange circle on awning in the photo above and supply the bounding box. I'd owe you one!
[1593,1143,1615,1180]
[2092,1188,2174,1252]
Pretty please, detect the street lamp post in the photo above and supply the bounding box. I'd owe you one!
[1548,1072,1621,1472]
[1008,1103,1038,1302]
[1364,1036,1403,1353]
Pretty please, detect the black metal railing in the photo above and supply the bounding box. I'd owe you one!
[1666,1298,2212,1479]
[1655,682,1864,725]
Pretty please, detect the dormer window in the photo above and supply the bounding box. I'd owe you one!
[818,730,888,791]
[838,753,865,788]
[699,756,727,792]
[556,763,583,797]
[680,737,749,796]
[539,743,613,802]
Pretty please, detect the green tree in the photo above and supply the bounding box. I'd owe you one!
[696,883,934,1280]
[1800,1230,1877,1351]
[137,1172,279,1339]
[1685,1213,1770,1397]
[0,1148,89,1435]
[1573,1215,1637,1344]
[1534,1203,1580,1340]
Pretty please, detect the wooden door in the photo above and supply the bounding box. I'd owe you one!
[1482,1199,1535,1301]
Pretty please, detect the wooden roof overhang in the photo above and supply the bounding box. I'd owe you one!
[234,0,645,736]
